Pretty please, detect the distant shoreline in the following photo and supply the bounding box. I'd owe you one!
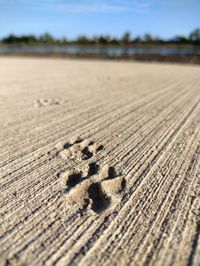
[0,43,200,50]
[1,51,200,65]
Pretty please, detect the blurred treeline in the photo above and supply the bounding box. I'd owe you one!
[1,28,200,46]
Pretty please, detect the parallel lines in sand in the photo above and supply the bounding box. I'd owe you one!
[42,91,200,264]
[1,60,200,265]
[0,78,184,170]
[1,83,197,264]
[59,90,200,264]
[0,80,187,217]
[77,91,200,266]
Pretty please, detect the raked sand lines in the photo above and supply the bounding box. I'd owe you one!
[0,58,200,266]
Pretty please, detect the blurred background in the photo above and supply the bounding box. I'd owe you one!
[0,0,200,63]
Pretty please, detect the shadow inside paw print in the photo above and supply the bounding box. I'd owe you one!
[60,163,125,214]
[88,182,111,213]
[65,172,82,189]
[82,147,93,160]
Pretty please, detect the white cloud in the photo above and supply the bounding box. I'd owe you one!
[1,0,150,13]
[57,0,150,13]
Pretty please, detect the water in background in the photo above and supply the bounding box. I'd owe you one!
[0,46,200,56]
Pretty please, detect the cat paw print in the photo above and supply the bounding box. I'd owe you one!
[58,136,103,161]
[59,163,126,214]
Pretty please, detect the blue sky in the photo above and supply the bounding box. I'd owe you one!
[0,0,199,39]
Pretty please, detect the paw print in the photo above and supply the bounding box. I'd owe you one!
[34,98,63,107]
[60,163,125,213]
[54,136,125,214]
[58,136,103,161]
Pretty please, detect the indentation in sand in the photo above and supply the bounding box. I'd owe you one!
[34,98,63,107]
[55,137,125,213]
[60,163,125,213]
[59,137,103,161]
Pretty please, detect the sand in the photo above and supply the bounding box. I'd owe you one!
[0,57,200,266]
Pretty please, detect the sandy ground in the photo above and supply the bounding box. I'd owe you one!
[1,57,200,266]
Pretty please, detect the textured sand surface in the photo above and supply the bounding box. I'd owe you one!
[1,58,200,266]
